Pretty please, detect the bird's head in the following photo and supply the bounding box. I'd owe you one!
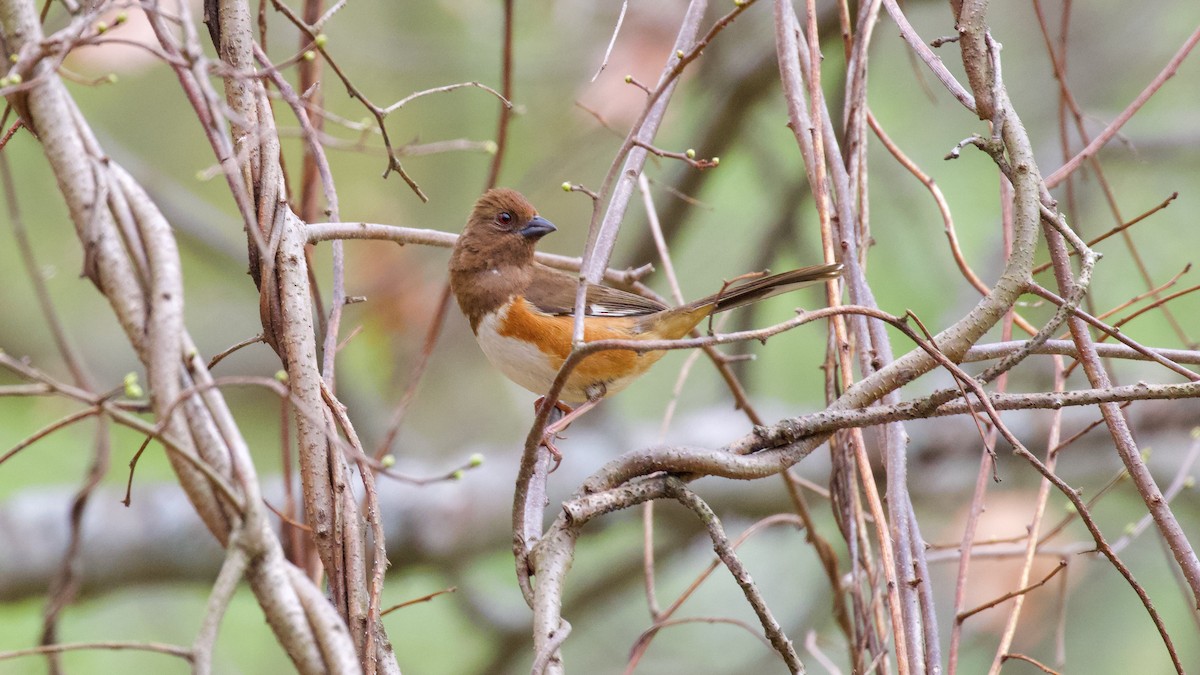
[449,189,559,323]
[457,188,557,264]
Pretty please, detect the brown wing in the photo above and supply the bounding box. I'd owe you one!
[524,263,669,317]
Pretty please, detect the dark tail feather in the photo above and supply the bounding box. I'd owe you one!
[694,263,843,314]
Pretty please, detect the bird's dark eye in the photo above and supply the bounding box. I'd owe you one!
[497,211,513,226]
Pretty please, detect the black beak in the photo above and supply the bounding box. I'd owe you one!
[518,215,557,240]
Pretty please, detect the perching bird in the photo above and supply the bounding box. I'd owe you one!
[448,188,841,456]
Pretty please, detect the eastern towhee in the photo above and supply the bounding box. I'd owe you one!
[449,188,842,458]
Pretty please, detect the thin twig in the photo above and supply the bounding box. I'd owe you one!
[1045,24,1200,187]
[0,641,194,663]
[483,0,514,189]
[380,587,457,616]
[591,1,628,82]
[663,479,804,673]
[958,560,1067,622]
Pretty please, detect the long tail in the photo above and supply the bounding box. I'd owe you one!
[689,262,843,314]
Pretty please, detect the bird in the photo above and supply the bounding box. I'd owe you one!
[448,188,842,459]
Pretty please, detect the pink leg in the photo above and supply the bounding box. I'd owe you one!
[533,396,603,469]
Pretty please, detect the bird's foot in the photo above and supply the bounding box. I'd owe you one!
[532,397,602,471]
[534,397,573,471]
[539,430,565,472]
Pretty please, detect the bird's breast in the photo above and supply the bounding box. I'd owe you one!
[474,297,675,404]
[475,302,565,400]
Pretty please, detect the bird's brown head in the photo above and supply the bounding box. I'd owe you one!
[449,189,557,328]
[453,189,556,265]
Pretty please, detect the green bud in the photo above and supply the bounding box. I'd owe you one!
[123,372,144,399]
[274,369,289,383]
[314,33,328,47]
[468,453,484,467]
[450,470,464,481]
[303,51,316,62]
[381,454,396,468]
[685,148,696,159]
[561,182,571,192]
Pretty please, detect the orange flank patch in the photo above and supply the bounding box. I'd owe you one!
[498,297,711,399]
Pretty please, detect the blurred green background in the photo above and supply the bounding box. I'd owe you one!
[2,0,1199,672]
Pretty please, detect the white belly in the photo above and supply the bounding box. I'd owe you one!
[476,308,563,398]
[474,307,649,404]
